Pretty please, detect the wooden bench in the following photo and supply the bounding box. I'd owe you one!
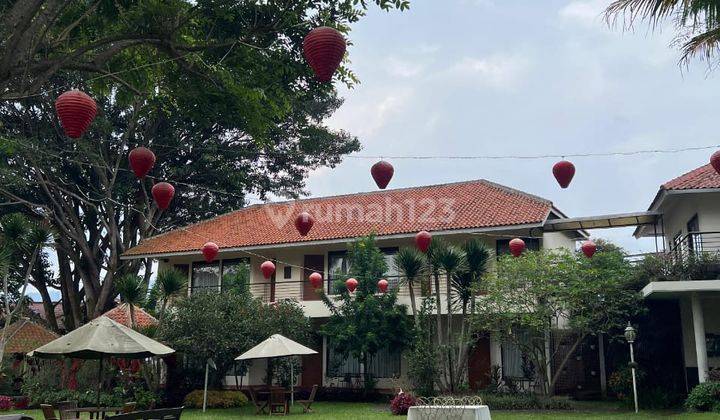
[105,407,183,420]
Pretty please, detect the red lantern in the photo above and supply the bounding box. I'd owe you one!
[261,261,276,279]
[309,272,323,289]
[303,26,346,82]
[151,182,175,210]
[55,90,97,138]
[509,238,525,257]
[552,160,576,188]
[711,150,720,175]
[201,242,219,263]
[295,212,315,236]
[128,147,156,178]
[378,279,389,293]
[581,240,597,258]
[371,160,394,189]
[346,278,358,293]
[415,231,432,253]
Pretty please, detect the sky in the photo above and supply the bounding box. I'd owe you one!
[304,0,718,255]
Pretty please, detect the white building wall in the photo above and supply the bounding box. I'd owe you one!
[679,296,720,369]
[661,192,720,249]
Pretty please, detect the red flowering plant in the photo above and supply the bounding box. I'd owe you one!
[390,392,416,415]
[0,396,12,410]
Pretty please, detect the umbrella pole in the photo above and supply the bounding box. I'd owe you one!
[202,360,209,413]
[96,357,103,408]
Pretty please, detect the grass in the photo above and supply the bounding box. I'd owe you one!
[4,401,718,419]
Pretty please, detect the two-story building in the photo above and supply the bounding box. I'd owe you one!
[122,179,587,392]
[634,163,720,387]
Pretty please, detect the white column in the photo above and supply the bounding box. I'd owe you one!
[690,293,708,383]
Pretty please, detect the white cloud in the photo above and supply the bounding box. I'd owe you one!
[326,87,414,137]
[386,57,424,78]
[445,54,530,89]
[559,0,606,26]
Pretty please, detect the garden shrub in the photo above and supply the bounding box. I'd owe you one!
[478,393,572,411]
[0,396,11,410]
[685,382,720,412]
[182,390,248,408]
[390,392,416,415]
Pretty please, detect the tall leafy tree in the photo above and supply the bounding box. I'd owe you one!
[472,246,643,395]
[320,235,412,391]
[148,268,187,321]
[0,1,409,325]
[605,0,720,65]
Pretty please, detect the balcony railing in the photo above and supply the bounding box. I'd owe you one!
[188,276,449,303]
[668,231,720,262]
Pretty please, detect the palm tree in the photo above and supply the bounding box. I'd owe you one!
[154,268,187,320]
[436,244,467,393]
[0,214,51,365]
[115,275,146,329]
[394,247,425,328]
[463,238,492,314]
[605,0,720,64]
[425,238,449,390]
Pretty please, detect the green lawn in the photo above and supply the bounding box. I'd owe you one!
[5,402,719,419]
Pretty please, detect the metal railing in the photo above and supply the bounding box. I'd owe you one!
[668,231,720,262]
[188,276,441,303]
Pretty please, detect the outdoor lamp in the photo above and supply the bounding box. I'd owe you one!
[624,323,637,344]
[624,322,639,414]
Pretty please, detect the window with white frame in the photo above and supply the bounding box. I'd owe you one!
[191,262,220,292]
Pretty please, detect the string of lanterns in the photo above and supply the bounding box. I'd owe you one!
[48,24,720,294]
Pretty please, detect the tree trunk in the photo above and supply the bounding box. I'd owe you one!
[407,278,419,329]
[445,272,454,392]
[549,333,586,391]
[432,272,448,390]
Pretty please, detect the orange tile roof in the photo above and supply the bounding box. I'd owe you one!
[102,303,158,329]
[662,164,720,190]
[4,319,59,354]
[124,179,554,257]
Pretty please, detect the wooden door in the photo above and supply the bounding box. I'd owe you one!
[303,255,324,301]
[301,329,324,389]
[468,338,491,390]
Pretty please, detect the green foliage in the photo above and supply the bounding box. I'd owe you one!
[634,252,720,286]
[183,390,248,409]
[394,247,425,281]
[685,381,720,412]
[116,275,147,307]
[406,298,438,397]
[0,213,51,305]
[159,292,311,388]
[147,268,187,319]
[473,245,643,394]
[222,266,251,296]
[320,235,412,390]
[478,393,572,410]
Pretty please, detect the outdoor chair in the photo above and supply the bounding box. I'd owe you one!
[105,407,183,420]
[268,389,288,416]
[55,402,78,420]
[40,404,57,420]
[247,386,268,415]
[296,384,318,414]
[122,402,137,414]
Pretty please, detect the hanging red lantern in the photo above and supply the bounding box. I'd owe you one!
[581,240,597,258]
[295,212,315,236]
[711,150,720,175]
[509,238,525,257]
[55,90,97,138]
[415,231,432,253]
[261,261,276,279]
[128,147,156,178]
[378,279,389,293]
[346,278,358,293]
[371,160,394,189]
[151,182,175,210]
[303,26,346,82]
[552,160,576,188]
[309,272,323,289]
[201,242,219,263]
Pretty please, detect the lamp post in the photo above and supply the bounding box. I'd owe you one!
[624,322,639,414]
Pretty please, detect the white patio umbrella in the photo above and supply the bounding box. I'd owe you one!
[28,316,175,406]
[235,334,317,405]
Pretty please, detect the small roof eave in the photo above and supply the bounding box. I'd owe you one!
[641,280,720,299]
[543,211,661,233]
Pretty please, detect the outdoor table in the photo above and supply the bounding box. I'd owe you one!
[407,405,492,420]
[61,406,124,419]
